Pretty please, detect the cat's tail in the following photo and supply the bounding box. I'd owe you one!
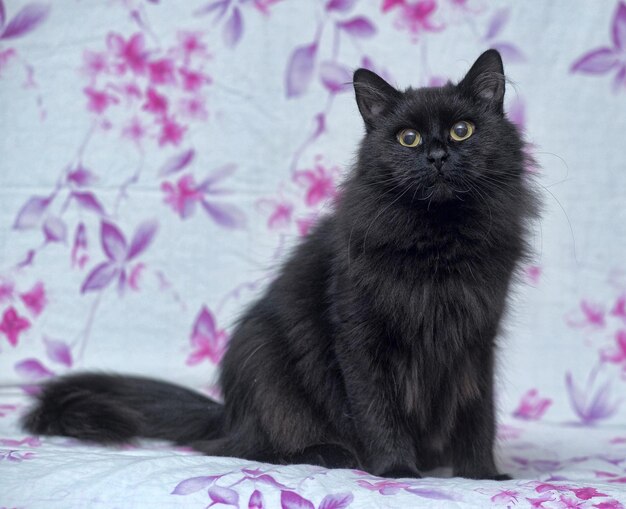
[21,373,224,445]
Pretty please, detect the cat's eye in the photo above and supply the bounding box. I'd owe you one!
[397,129,421,147]
[450,121,474,141]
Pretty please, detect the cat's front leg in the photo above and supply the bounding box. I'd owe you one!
[335,336,420,478]
[450,358,509,480]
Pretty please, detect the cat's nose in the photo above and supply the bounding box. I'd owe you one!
[427,148,448,171]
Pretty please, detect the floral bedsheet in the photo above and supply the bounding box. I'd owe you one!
[1,393,625,509]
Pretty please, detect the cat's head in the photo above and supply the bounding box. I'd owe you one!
[352,50,525,206]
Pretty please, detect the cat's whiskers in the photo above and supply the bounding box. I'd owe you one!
[361,185,414,254]
[347,177,409,276]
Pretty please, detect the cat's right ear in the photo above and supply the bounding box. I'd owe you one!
[353,69,401,131]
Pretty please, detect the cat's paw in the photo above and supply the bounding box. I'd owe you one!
[380,466,422,479]
[492,473,512,481]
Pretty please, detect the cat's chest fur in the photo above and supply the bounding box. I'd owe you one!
[332,221,511,433]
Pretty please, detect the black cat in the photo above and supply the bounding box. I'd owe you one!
[23,49,538,480]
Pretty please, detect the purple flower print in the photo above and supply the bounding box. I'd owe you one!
[171,475,222,495]
[565,370,620,425]
[257,198,294,230]
[0,450,36,462]
[0,306,30,346]
[0,2,50,40]
[14,358,54,381]
[248,489,264,509]
[0,404,18,418]
[571,1,626,91]
[71,222,89,269]
[285,42,318,98]
[482,8,525,63]
[81,220,158,294]
[186,306,228,365]
[513,389,552,420]
[161,166,246,228]
[208,486,239,507]
[43,336,73,367]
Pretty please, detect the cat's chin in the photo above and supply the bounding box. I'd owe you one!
[423,180,458,204]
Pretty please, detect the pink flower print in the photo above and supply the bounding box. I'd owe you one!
[593,501,625,509]
[0,48,17,76]
[19,282,46,316]
[382,0,442,39]
[81,220,158,294]
[524,265,541,285]
[120,82,142,101]
[567,300,605,328]
[513,389,552,420]
[187,306,228,365]
[84,87,119,114]
[600,330,626,369]
[571,2,626,91]
[122,117,146,144]
[82,50,108,79]
[571,487,608,500]
[179,68,210,92]
[257,198,293,230]
[0,404,18,417]
[158,116,186,146]
[611,295,626,321]
[177,31,209,59]
[559,495,585,508]
[142,87,168,116]
[356,479,411,495]
[178,97,208,121]
[0,281,14,303]
[491,490,518,504]
[0,307,31,346]
[294,164,339,207]
[107,32,148,75]
[148,58,176,85]
[296,215,318,236]
[252,0,283,15]
[161,175,203,219]
[526,493,554,508]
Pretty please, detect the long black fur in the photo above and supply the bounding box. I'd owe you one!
[23,50,538,479]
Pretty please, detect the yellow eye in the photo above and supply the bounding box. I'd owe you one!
[397,129,421,147]
[450,121,474,141]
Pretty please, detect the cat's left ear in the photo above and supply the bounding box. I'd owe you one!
[458,49,505,113]
[353,69,401,131]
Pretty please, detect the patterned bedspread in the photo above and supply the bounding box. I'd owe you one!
[1,393,625,508]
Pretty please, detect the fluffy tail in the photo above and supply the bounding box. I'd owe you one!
[22,373,224,445]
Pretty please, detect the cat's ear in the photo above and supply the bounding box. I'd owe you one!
[458,49,505,113]
[353,69,401,130]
